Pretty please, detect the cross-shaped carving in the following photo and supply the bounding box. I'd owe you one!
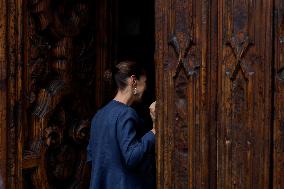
[225,35,253,80]
[168,35,200,78]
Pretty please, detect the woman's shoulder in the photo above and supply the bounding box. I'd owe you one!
[93,100,138,120]
[105,100,139,121]
[118,105,137,118]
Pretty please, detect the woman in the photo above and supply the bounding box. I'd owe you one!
[87,61,156,189]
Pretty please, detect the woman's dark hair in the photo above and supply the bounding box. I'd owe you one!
[112,60,145,90]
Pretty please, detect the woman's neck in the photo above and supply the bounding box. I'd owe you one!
[113,89,134,106]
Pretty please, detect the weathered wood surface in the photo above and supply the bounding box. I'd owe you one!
[155,0,211,188]
[0,0,283,188]
[217,1,272,188]
[274,0,284,188]
[0,0,114,188]
[0,0,7,188]
[156,0,280,189]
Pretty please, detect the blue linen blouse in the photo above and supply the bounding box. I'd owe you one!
[87,100,155,189]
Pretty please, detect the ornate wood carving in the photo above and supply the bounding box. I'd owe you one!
[218,0,272,188]
[0,0,114,187]
[20,0,97,188]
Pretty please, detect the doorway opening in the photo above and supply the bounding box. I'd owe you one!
[113,0,156,130]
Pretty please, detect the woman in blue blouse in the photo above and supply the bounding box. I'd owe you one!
[87,61,156,189]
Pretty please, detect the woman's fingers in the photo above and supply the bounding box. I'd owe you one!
[149,101,156,120]
[149,101,156,111]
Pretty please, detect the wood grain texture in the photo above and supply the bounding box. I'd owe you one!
[20,0,98,187]
[156,0,275,189]
[217,0,273,188]
[155,0,211,188]
[0,0,118,188]
[274,0,284,188]
[0,0,7,188]
[0,0,282,188]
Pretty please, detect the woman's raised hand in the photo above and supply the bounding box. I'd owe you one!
[149,101,156,134]
[149,101,156,121]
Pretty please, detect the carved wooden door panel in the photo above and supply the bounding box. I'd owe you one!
[19,0,114,188]
[21,0,94,188]
[216,1,272,188]
[155,0,212,188]
[155,0,283,189]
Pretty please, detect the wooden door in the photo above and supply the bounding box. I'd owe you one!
[21,0,95,188]
[155,0,283,188]
[0,0,116,188]
[155,0,212,188]
[216,1,272,188]
[1,0,284,188]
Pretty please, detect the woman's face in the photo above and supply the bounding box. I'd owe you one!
[134,75,147,101]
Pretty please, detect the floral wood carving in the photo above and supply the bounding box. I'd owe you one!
[22,0,94,188]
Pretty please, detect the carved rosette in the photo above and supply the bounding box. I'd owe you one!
[70,120,90,144]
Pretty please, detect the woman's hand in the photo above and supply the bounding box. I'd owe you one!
[149,101,156,121]
[149,101,156,134]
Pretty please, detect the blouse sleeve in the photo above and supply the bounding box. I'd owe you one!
[116,108,155,168]
[86,116,96,163]
[86,141,92,163]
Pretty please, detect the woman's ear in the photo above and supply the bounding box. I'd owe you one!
[130,75,137,87]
